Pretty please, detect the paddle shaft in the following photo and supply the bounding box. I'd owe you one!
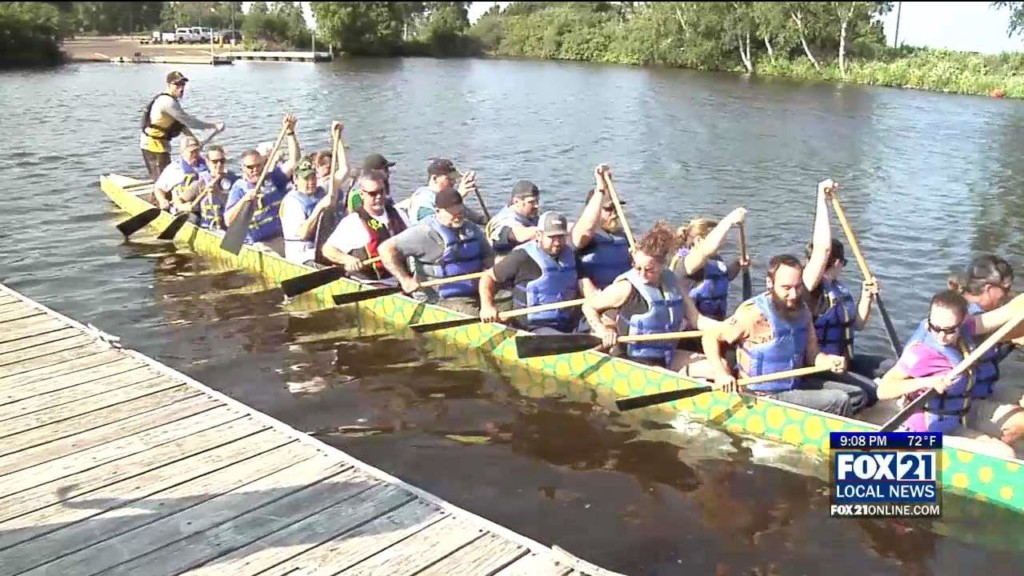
[615,365,833,412]
[618,330,704,343]
[231,124,289,225]
[456,169,492,222]
[495,298,585,320]
[828,192,903,356]
[738,221,752,300]
[419,271,485,288]
[879,305,1024,432]
[602,172,635,251]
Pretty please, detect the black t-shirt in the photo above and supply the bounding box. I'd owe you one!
[492,247,586,288]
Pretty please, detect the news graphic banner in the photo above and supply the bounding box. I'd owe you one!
[829,431,942,519]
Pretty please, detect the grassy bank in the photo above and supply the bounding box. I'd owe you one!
[756,49,1024,99]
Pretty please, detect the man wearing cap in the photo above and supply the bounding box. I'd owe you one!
[572,165,633,294]
[485,180,541,263]
[479,211,583,334]
[140,71,224,187]
[344,153,396,215]
[323,170,409,282]
[405,158,486,226]
[153,135,211,215]
[280,159,335,264]
[224,114,301,254]
[378,187,494,315]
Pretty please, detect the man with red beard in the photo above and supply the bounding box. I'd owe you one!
[701,254,867,416]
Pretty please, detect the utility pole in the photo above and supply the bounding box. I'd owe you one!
[893,1,902,48]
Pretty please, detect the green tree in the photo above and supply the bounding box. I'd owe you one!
[993,2,1024,38]
[0,2,64,68]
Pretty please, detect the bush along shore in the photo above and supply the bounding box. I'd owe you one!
[459,2,1024,99]
[8,2,1024,100]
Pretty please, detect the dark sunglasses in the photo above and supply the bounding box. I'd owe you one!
[928,320,961,335]
[209,158,225,164]
[362,189,385,197]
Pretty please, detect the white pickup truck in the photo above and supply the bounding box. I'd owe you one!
[148,30,177,44]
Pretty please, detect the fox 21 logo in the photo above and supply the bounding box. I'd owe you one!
[835,452,937,482]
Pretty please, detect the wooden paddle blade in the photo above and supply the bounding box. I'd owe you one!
[409,316,481,334]
[281,266,346,298]
[616,386,715,412]
[116,208,162,238]
[878,389,935,432]
[220,200,255,255]
[156,212,190,240]
[514,333,602,359]
[331,285,401,306]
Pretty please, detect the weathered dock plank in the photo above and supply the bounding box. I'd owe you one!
[0,282,619,576]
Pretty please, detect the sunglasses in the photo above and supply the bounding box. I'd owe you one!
[928,320,961,335]
[362,189,385,197]
[243,163,261,170]
[209,158,225,164]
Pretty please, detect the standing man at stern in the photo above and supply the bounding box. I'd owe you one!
[140,71,224,186]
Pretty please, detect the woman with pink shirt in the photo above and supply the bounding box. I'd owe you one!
[878,289,1024,459]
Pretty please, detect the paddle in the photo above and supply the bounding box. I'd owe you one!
[220,122,290,255]
[313,122,344,264]
[615,365,831,412]
[409,298,587,334]
[280,257,381,298]
[116,207,162,238]
[603,171,636,251]
[331,271,485,306]
[827,191,902,357]
[515,329,704,359]
[878,305,1024,432]
[739,221,752,300]
[117,127,225,239]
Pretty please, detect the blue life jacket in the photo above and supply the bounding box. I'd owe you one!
[231,170,288,244]
[965,301,1002,399]
[616,268,686,368]
[578,229,632,290]
[814,278,857,358]
[197,172,235,230]
[906,320,976,433]
[512,242,579,332]
[737,293,810,393]
[673,248,730,320]
[281,189,326,261]
[418,217,485,298]
[486,205,539,255]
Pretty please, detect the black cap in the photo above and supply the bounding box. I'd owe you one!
[427,158,458,177]
[511,180,540,199]
[363,153,395,170]
[166,71,188,84]
[435,188,464,210]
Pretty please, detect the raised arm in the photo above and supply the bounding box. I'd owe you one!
[803,179,834,292]
[681,208,746,276]
[572,165,611,249]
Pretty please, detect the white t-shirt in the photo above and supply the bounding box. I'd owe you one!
[280,191,325,264]
[325,209,408,254]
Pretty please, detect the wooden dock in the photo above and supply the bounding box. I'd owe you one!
[0,283,621,576]
[223,51,332,62]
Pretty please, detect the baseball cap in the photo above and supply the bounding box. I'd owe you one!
[363,153,395,170]
[585,188,624,208]
[427,158,458,177]
[511,180,540,199]
[166,71,188,84]
[295,159,315,179]
[435,188,464,210]
[538,211,569,236]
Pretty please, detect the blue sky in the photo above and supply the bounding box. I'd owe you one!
[265,2,1024,55]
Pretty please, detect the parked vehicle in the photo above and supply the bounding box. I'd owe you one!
[149,30,176,44]
[214,29,242,44]
[174,27,200,43]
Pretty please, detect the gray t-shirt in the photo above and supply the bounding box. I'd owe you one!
[393,220,494,268]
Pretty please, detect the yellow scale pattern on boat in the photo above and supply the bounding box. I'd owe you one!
[99,173,1024,518]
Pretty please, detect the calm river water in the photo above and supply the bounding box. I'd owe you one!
[2,56,1024,575]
